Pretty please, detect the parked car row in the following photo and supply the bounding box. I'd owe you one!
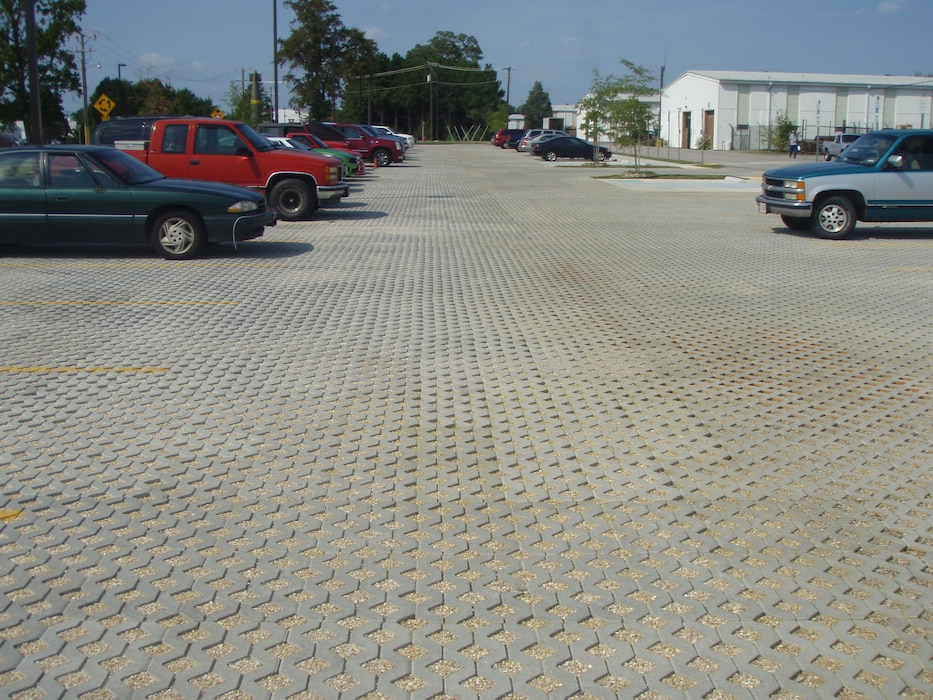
[491,128,611,162]
[0,116,417,259]
[258,121,408,168]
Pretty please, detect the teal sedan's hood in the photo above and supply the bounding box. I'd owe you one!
[142,177,263,202]
[764,161,872,179]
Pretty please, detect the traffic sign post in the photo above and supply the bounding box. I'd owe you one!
[94,94,115,120]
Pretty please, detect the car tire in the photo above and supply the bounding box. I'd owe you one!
[780,215,810,231]
[545,151,557,162]
[824,152,832,161]
[270,178,316,221]
[151,210,205,260]
[812,196,856,239]
[374,149,392,167]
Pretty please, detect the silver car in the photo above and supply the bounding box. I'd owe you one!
[516,129,568,152]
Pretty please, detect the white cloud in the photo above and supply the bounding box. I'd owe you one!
[364,25,390,43]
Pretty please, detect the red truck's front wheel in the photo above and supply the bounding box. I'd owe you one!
[270,179,317,221]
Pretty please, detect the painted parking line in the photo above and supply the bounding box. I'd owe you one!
[0,366,169,373]
[0,300,237,306]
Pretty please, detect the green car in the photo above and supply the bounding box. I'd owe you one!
[265,135,364,177]
[0,145,276,259]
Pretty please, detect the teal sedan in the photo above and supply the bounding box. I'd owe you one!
[0,145,276,259]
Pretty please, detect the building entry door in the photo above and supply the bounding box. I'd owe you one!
[681,111,692,149]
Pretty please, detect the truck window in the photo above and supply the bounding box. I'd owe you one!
[194,124,246,155]
[161,124,189,154]
[900,136,933,171]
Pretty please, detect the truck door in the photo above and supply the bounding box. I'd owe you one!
[338,125,369,156]
[873,135,933,221]
[147,123,191,177]
[189,123,261,188]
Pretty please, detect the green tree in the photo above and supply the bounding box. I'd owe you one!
[76,78,215,136]
[772,111,797,152]
[278,0,377,120]
[606,60,656,171]
[0,0,86,142]
[520,81,551,129]
[402,32,501,140]
[579,60,656,170]
[577,70,616,150]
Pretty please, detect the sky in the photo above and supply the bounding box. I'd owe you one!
[69,0,932,117]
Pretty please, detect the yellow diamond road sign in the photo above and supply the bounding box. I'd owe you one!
[94,94,115,117]
[211,108,225,119]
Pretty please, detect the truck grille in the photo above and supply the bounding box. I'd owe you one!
[762,176,804,201]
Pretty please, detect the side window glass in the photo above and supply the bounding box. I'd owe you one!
[161,124,188,154]
[917,137,933,171]
[49,154,96,189]
[195,125,245,155]
[0,152,41,187]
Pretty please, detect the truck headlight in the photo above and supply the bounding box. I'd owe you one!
[785,180,806,201]
[228,200,258,213]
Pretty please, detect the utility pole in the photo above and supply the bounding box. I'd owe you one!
[657,63,665,151]
[25,0,42,143]
[80,32,90,143]
[503,66,511,110]
[428,66,433,141]
[250,72,261,123]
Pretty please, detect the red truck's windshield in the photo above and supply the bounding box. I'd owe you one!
[237,124,276,152]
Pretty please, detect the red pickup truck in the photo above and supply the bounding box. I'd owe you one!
[113,117,349,221]
[262,121,404,167]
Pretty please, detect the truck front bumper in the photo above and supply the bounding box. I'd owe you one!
[756,195,812,218]
[317,182,350,205]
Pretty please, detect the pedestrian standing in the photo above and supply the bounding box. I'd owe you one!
[789,131,799,158]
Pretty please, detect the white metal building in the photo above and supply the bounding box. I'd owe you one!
[660,70,933,151]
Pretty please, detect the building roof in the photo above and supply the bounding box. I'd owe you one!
[677,70,933,90]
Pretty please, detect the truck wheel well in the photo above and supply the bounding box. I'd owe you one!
[812,190,865,219]
[267,173,317,191]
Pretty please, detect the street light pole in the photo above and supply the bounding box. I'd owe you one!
[273,0,279,122]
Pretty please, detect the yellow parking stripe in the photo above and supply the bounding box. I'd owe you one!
[0,301,236,306]
[0,366,168,373]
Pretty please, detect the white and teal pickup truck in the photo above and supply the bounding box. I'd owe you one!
[756,130,933,239]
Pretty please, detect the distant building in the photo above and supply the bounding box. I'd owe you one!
[661,70,933,150]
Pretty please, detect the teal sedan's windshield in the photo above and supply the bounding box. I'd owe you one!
[837,134,897,166]
[94,148,165,184]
